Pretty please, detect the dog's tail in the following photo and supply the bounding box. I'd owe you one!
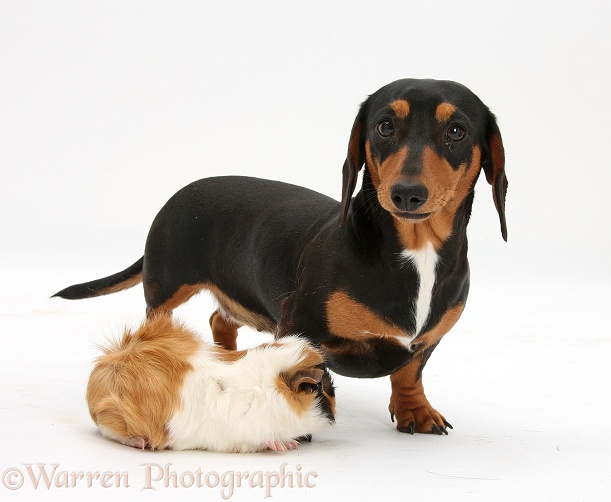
[52,257,144,300]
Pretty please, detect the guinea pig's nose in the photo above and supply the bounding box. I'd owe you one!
[390,182,428,211]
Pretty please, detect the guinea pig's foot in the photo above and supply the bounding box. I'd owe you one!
[117,436,148,450]
[295,434,312,443]
[266,440,299,452]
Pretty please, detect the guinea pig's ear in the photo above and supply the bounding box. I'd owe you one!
[289,368,324,392]
[340,100,368,225]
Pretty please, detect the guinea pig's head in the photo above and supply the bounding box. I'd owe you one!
[274,336,336,428]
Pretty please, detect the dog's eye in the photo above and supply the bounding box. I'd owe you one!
[376,120,394,138]
[446,124,466,142]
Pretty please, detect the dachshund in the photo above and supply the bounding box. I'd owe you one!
[55,78,507,435]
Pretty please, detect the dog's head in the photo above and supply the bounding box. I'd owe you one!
[340,79,507,241]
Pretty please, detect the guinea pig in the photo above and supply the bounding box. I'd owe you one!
[86,315,335,453]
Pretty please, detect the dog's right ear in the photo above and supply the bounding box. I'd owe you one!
[340,101,368,225]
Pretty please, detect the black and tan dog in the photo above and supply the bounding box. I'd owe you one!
[55,78,507,435]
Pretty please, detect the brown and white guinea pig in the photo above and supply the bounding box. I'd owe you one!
[86,315,335,453]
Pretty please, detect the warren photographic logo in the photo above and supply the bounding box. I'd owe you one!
[1,462,318,499]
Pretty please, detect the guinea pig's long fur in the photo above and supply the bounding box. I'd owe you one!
[86,315,335,453]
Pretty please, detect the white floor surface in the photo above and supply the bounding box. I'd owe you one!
[1,228,609,501]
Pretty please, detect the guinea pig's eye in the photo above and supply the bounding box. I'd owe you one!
[298,381,320,393]
[446,124,466,142]
[376,120,394,138]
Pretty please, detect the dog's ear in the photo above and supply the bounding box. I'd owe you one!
[482,111,508,241]
[340,102,368,225]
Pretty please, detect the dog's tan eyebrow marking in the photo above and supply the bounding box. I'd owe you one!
[435,102,457,123]
[390,99,410,119]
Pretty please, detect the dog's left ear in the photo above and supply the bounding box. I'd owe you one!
[482,111,508,241]
[340,101,368,225]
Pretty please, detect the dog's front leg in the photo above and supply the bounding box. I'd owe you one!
[388,353,451,435]
[388,303,464,434]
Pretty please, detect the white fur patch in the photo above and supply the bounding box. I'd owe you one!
[167,336,331,453]
[401,241,438,336]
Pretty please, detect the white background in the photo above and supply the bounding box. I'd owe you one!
[1,1,610,500]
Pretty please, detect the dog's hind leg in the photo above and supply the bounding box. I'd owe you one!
[209,310,241,351]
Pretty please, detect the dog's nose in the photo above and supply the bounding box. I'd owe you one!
[390,183,428,211]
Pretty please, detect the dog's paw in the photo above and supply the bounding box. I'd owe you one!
[389,396,452,435]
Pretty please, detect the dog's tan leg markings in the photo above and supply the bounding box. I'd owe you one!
[326,291,407,344]
[209,310,241,351]
[388,303,464,434]
[389,363,450,434]
[149,283,206,314]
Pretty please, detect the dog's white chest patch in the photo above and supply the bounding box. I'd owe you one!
[401,241,438,336]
